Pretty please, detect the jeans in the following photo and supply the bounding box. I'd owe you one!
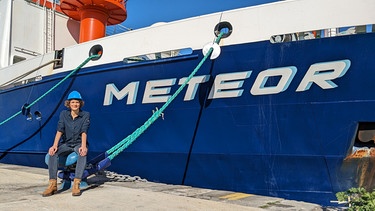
[48,143,87,180]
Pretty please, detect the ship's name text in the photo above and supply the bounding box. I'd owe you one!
[103,60,350,105]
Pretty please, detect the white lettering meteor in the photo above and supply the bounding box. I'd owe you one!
[251,67,297,95]
[178,75,210,101]
[296,60,350,91]
[208,71,251,99]
[142,78,176,104]
[103,60,351,106]
[103,82,139,105]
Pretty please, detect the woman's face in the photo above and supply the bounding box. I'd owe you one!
[69,100,80,111]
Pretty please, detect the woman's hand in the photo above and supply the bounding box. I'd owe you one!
[48,146,58,156]
[79,146,88,156]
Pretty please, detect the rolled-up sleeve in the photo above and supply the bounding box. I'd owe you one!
[57,111,65,132]
[81,112,90,134]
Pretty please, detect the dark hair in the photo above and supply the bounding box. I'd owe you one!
[64,99,84,109]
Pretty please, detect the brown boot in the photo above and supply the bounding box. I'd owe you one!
[42,179,57,197]
[72,178,81,196]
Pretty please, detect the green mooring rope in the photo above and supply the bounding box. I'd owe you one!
[0,54,99,126]
[106,33,224,160]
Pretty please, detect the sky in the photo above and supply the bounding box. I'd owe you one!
[107,0,280,34]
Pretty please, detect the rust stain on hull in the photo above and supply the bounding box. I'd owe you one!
[342,148,375,189]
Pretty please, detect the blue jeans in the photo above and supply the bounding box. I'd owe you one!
[48,143,87,180]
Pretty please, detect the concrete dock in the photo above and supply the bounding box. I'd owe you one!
[0,163,335,210]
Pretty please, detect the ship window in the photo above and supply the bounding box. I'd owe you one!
[270,24,375,43]
[123,48,192,64]
[13,55,26,64]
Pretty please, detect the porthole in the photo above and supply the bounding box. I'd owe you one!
[89,44,103,61]
[214,21,233,38]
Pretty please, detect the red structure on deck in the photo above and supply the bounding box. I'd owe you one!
[60,0,127,43]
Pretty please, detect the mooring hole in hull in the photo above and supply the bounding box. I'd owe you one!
[340,122,375,191]
[350,122,375,158]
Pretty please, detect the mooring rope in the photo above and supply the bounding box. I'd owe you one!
[0,54,99,126]
[106,33,224,160]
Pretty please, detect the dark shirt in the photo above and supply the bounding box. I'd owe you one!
[57,110,90,147]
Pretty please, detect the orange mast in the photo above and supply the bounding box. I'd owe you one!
[60,0,127,43]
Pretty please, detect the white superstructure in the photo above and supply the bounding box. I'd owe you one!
[0,0,79,69]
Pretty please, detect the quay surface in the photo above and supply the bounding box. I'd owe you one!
[0,163,335,210]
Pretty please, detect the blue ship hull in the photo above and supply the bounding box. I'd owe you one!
[1,33,375,205]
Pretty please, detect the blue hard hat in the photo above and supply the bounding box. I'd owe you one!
[67,91,82,100]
